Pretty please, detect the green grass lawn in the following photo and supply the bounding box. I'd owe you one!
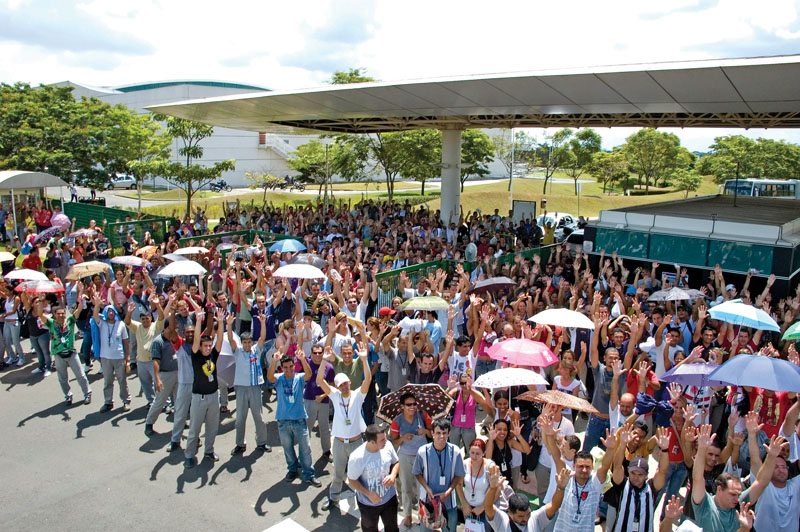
[117,189,223,200]
[140,174,720,220]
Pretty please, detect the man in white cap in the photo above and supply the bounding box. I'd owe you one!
[316,342,372,511]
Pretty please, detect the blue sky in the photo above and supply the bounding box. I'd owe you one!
[1,0,799,151]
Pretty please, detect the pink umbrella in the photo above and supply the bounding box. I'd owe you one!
[488,338,558,368]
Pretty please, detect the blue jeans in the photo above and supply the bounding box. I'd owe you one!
[31,333,51,371]
[583,413,610,452]
[421,507,458,532]
[475,358,496,380]
[77,319,93,365]
[657,461,688,517]
[277,419,314,480]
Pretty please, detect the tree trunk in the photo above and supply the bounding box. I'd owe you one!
[574,178,578,195]
[602,179,607,194]
[461,178,465,192]
[185,182,192,217]
[542,177,548,194]
[318,181,324,196]
[421,179,426,196]
[137,179,142,217]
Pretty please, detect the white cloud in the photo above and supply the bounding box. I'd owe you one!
[1,0,800,150]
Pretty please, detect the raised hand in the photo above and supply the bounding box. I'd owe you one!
[696,424,715,449]
[656,426,671,450]
[538,414,556,436]
[225,313,235,327]
[664,495,683,521]
[668,382,682,403]
[745,410,761,434]
[511,418,522,439]
[486,463,502,488]
[636,360,649,380]
[611,358,625,378]
[555,467,572,490]
[737,501,755,531]
[764,434,788,458]
[600,427,617,450]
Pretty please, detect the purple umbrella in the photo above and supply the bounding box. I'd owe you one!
[33,226,63,245]
[661,363,727,388]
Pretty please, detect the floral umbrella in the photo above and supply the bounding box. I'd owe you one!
[377,383,454,423]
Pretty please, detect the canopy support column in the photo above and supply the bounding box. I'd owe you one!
[10,188,16,241]
[439,129,462,225]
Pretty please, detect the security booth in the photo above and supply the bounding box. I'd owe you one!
[582,195,800,298]
[0,171,70,240]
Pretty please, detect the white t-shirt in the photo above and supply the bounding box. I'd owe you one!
[448,349,476,378]
[98,320,129,359]
[344,301,367,324]
[609,406,643,433]
[554,375,581,417]
[463,458,491,506]
[779,426,800,461]
[653,340,680,379]
[328,388,366,439]
[347,442,399,507]
[544,458,573,504]
[490,504,551,532]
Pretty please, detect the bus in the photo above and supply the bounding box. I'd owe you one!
[720,178,800,198]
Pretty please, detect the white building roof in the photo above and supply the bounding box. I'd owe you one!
[149,55,800,134]
[0,171,69,190]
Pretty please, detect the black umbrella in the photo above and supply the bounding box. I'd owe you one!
[33,225,63,245]
[288,253,327,269]
[467,276,517,295]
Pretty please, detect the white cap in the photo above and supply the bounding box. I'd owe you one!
[334,373,350,387]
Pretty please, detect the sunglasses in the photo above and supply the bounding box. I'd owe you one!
[403,402,417,407]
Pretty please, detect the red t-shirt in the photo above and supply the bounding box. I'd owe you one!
[748,388,790,439]
[666,425,684,463]
[22,253,42,271]
[626,369,660,398]
[34,209,51,227]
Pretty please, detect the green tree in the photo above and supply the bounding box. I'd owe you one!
[756,138,800,180]
[622,128,691,193]
[703,135,759,185]
[0,82,158,190]
[536,128,573,194]
[149,114,235,216]
[672,168,703,198]
[460,130,495,192]
[492,131,536,190]
[287,140,329,195]
[328,68,375,84]
[588,150,628,193]
[564,129,602,194]
[245,171,281,203]
[398,129,440,195]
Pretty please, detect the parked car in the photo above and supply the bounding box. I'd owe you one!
[105,175,137,190]
[536,212,578,241]
[563,229,584,252]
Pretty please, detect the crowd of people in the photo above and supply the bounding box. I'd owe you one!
[2,195,800,532]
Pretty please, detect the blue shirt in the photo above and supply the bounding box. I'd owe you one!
[412,443,466,509]
[250,304,275,341]
[233,346,264,387]
[275,373,307,420]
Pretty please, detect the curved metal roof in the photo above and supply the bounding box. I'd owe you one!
[116,80,270,93]
[0,171,69,190]
[148,55,800,134]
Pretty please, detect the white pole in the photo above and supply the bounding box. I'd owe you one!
[509,128,515,212]
[11,188,17,241]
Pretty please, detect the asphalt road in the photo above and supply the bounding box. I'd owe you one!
[0,335,368,532]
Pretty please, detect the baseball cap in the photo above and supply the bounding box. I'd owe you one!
[625,286,636,295]
[725,283,736,291]
[379,306,396,317]
[628,456,649,475]
[334,373,351,387]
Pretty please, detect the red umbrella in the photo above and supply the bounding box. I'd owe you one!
[14,280,65,294]
[488,338,558,368]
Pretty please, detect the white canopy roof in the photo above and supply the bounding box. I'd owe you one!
[0,171,69,190]
[149,55,800,134]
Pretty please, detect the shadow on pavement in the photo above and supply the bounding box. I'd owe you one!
[17,400,76,426]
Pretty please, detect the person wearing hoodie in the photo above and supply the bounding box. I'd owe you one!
[92,295,130,412]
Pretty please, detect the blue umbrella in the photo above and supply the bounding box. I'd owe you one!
[269,239,306,253]
[708,299,780,332]
[708,354,800,392]
[661,363,727,388]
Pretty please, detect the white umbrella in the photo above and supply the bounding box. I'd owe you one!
[5,269,48,281]
[173,246,209,256]
[529,308,595,330]
[162,253,188,262]
[708,299,781,332]
[0,251,16,262]
[473,367,549,389]
[273,263,326,280]
[157,260,207,277]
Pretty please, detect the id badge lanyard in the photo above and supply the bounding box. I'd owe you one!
[341,395,352,425]
[427,446,449,491]
[573,480,588,521]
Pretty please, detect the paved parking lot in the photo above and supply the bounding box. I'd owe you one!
[0,350,364,532]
